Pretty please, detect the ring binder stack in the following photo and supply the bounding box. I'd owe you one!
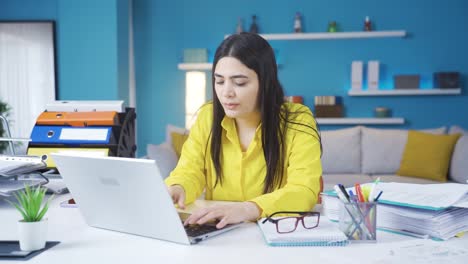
[27,101,136,169]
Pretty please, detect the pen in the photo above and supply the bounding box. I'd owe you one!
[355,183,365,202]
[348,190,356,202]
[334,185,349,203]
[374,190,383,202]
[338,184,350,201]
[368,177,380,202]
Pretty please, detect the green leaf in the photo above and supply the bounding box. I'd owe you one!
[7,185,50,222]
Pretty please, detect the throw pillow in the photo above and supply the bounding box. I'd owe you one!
[449,126,468,184]
[321,126,362,174]
[361,126,446,174]
[146,143,178,179]
[171,132,189,158]
[165,124,189,158]
[397,131,461,182]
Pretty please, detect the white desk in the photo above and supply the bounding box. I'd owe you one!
[1,195,467,264]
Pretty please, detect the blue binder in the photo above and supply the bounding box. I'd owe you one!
[30,125,113,145]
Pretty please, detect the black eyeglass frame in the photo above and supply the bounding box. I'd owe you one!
[261,211,321,234]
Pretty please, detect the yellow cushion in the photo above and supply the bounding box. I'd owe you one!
[170,131,189,158]
[397,131,461,182]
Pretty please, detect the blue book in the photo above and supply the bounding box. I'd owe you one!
[30,126,113,145]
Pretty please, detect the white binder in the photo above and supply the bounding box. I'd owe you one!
[45,100,124,112]
[367,61,380,90]
[351,61,363,90]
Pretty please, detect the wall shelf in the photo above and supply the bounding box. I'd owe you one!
[316,118,405,125]
[348,88,461,96]
[256,30,406,40]
[178,62,281,71]
[178,63,212,71]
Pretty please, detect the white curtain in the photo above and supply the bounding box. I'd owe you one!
[0,23,56,152]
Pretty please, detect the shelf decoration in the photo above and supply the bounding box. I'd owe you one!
[316,118,404,125]
[348,88,461,96]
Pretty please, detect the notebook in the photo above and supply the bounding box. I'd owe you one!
[257,218,348,247]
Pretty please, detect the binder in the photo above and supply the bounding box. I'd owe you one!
[45,100,124,112]
[36,111,119,126]
[30,125,113,145]
[257,219,348,247]
[27,147,109,168]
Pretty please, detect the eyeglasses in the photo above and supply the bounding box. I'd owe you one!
[261,211,320,234]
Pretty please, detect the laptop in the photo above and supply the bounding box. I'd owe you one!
[52,153,241,245]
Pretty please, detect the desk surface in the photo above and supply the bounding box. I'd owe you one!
[1,195,467,264]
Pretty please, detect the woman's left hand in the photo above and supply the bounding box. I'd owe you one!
[184,202,261,229]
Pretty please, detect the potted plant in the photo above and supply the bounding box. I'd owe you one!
[7,185,54,251]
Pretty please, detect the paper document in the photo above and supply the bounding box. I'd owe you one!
[0,155,46,177]
[364,182,468,210]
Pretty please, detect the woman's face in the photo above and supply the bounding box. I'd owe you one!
[214,57,260,120]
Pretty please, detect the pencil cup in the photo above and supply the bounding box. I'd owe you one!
[338,202,377,243]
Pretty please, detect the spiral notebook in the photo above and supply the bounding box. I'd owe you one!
[257,219,349,247]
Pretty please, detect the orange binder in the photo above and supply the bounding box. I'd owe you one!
[36,111,119,126]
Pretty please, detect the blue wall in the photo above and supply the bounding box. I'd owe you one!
[58,0,129,102]
[133,0,468,155]
[0,0,57,19]
[0,0,129,103]
[2,0,468,157]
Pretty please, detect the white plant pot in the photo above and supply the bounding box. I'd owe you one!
[17,219,48,251]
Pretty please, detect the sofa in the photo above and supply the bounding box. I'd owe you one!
[320,125,467,191]
[146,124,468,193]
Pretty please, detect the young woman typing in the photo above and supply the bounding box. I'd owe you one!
[165,32,322,229]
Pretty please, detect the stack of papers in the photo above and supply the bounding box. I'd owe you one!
[0,155,46,176]
[322,182,468,240]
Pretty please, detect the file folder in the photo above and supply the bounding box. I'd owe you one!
[30,126,113,145]
[27,147,109,168]
[36,111,119,126]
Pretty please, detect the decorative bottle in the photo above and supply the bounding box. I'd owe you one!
[294,12,302,33]
[250,15,259,34]
[328,21,337,32]
[364,16,372,31]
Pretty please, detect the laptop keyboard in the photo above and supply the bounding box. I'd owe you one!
[184,224,220,237]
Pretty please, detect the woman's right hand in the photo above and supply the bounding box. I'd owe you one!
[168,185,186,209]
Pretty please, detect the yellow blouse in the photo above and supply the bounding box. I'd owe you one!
[165,102,322,217]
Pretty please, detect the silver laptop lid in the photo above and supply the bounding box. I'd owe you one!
[52,153,191,245]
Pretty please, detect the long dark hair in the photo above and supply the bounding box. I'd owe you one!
[210,32,320,194]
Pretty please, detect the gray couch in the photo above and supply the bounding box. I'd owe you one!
[320,125,468,191]
[146,124,468,192]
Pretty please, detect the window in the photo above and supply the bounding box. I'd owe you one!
[0,21,57,153]
[185,71,206,129]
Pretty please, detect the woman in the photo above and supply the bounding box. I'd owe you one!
[165,32,322,229]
